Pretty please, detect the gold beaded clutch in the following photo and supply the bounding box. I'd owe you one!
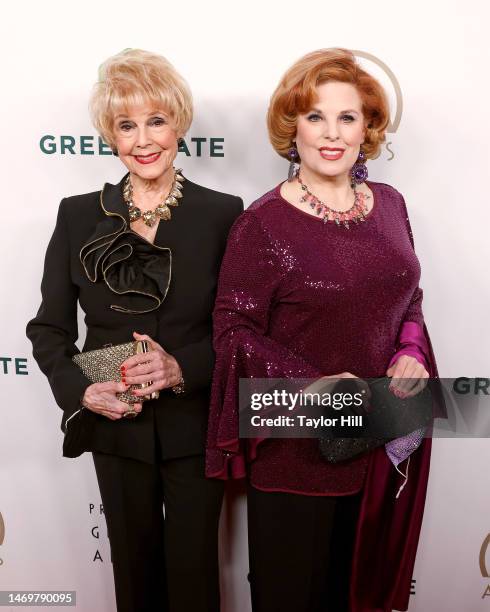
[72,340,159,404]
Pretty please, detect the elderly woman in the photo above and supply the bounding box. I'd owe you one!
[26,49,243,612]
[207,49,440,612]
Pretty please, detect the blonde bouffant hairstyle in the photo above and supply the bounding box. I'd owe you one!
[90,49,193,148]
[267,48,389,160]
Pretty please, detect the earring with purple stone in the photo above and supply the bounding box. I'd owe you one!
[350,147,368,188]
[287,145,299,182]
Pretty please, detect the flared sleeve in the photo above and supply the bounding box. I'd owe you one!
[206,210,323,479]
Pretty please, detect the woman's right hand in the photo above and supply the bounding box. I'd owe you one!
[81,381,143,420]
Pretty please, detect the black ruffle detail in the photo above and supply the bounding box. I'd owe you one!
[80,200,171,315]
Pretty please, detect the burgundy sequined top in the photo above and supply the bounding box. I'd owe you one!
[206,180,429,496]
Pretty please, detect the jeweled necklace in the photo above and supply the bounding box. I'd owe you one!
[123,168,185,227]
[296,170,369,229]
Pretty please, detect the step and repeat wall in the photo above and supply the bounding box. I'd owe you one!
[1,0,489,610]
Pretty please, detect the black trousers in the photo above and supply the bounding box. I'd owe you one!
[247,485,362,612]
[92,452,224,612]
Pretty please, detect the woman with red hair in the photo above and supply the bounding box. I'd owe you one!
[207,48,440,611]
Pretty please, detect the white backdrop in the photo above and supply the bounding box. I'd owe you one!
[1,0,490,610]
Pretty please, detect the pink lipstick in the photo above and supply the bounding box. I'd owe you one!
[134,152,161,164]
[319,147,344,161]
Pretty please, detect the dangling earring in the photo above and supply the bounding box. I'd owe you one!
[111,147,119,157]
[350,147,368,188]
[287,145,298,182]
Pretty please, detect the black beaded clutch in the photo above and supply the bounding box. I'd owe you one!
[319,436,387,463]
[318,377,433,463]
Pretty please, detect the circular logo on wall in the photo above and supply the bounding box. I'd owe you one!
[352,50,403,134]
[480,533,490,577]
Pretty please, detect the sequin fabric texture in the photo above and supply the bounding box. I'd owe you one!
[206,181,426,495]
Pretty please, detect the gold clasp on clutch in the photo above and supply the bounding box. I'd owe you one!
[136,340,159,400]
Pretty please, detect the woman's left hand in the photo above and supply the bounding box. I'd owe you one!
[120,331,182,396]
[386,355,429,398]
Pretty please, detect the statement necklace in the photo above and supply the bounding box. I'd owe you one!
[296,170,369,229]
[123,168,185,227]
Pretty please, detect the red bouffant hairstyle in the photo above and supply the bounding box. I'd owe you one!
[267,48,389,160]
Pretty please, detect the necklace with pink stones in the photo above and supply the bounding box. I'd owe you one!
[296,170,369,229]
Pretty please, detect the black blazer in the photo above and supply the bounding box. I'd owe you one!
[26,174,243,463]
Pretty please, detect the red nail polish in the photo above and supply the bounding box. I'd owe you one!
[121,366,126,371]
